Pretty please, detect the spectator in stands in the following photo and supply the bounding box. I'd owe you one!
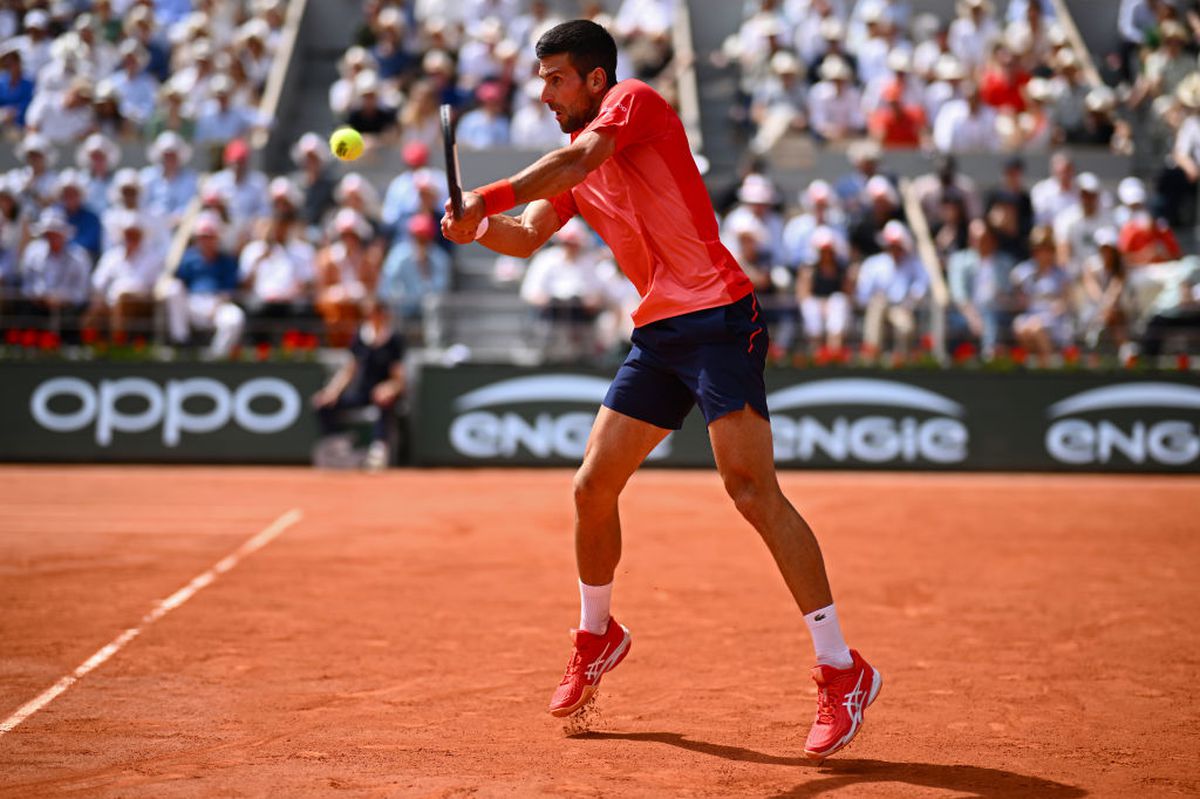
[12,9,52,76]
[267,176,304,237]
[834,140,885,214]
[512,77,568,150]
[797,226,852,356]
[54,170,102,262]
[94,79,136,141]
[931,190,971,261]
[76,133,119,214]
[84,210,163,340]
[613,0,675,80]
[345,71,399,139]
[947,218,1018,356]
[239,209,316,342]
[0,177,25,299]
[1031,150,1079,226]
[399,78,443,150]
[1117,177,1183,266]
[868,81,927,149]
[0,43,34,128]
[723,174,786,268]
[458,81,512,150]
[290,132,337,233]
[1077,86,1123,150]
[856,219,927,357]
[172,39,219,116]
[848,0,912,55]
[934,82,1001,152]
[949,0,999,73]
[1166,74,1200,227]
[728,213,775,293]
[913,154,982,223]
[163,211,245,357]
[808,56,865,143]
[421,49,469,111]
[316,208,382,346]
[103,168,169,262]
[858,14,912,90]
[1080,227,1130,353]
[207,139,270,229]
[458,17,505,90]
[520,219,610,361]
[14,133,59,209]
[17,208,91,330]
[1054,172,1112,276]
[1049,49,1089,141]
[849,174,903,261]
[194,75,263,153]
[912,14,952,80]
[378,215,451,323]
[332,173,384,239]
[330,46,378,117]
[1117,0,1161,82]
[109,41,159,126]
[26,75,93,144]
[311,298,406,471]
[382,142,449,241]
[141,132,198,225]
[806,16,859,88]
[74,15,118,78]
[1012,225,1072,364]
[863,48,922,119]
[144,80,195,141]
[123,5,171,82]
[748,52,807,152]
[237,19,274,92]
[784,180,849,270]
[979,42,1030,114]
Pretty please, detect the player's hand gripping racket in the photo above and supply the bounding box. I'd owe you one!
[440,104,463,219]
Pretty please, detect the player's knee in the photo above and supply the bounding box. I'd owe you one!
[573,467,620,513]
[723,471,778,527]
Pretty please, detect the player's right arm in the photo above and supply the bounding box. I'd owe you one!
[451,199,563,258]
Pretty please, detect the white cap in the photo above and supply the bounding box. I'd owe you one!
[881,220,913,249]
[737,174,777,205]
[1076,172,1100,194]
[1118,177,1147,206]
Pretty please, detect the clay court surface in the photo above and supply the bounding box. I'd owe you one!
[0,466,1197,798]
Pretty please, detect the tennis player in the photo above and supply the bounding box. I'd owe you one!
[441,20,880,759]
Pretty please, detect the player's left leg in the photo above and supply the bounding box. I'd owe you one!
[708,407,881,759]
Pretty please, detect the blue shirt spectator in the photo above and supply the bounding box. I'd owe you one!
[0,47,34,128]
[176,245,240,295]
[55,170,104,261]
[379,216,451,319]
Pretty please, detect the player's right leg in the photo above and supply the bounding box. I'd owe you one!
[549,406,670,717]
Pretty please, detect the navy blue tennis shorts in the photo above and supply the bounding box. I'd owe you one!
[602,292,770,430]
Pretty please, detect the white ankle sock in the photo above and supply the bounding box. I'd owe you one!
[804,604,853,669]
[578,579,613,635]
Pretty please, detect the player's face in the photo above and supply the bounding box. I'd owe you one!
[538,53,606,133]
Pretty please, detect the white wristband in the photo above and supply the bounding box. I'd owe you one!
[474,216,490,240]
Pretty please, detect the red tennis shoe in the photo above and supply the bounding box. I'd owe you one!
[548,617,631,717]
[803,650,882,759]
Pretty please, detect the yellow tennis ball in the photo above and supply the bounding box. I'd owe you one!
[330,128,364,161]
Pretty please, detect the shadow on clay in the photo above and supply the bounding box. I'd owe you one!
[569,731,1088,798]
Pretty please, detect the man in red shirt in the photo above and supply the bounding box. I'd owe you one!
[442,20,879,759]
[868,81,927,149]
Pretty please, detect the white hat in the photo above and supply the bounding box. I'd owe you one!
[335,172,380,210]
[934,55,966,82]
[35,207,73,237]
[805,179,834,206]
[820,56,853,82]
[24,9,50,29]
[354,70,380,95]
[810,225,838,251]
[149,131,192,165]
[77,132,120,169]
[881,219,913,249]
[1085,86,1117,113]
[194,210,223,237]
[730,214,768,244]
[1118,177,1147,206]
[886,48,912,73]
[268,176,302,207]
[333,207,371,239]
[1093,227,1118,248]
[113,208,144,233]
[290,131,328,165]
[819,16,845,41]
[56,168,87,194]
[18,132,56,164]
[1076,172,1100,194]
[554,218,588,245]
[737,174,777,205]
[112,167,142,191]
[771,51,801,75]
[866,174,897,203]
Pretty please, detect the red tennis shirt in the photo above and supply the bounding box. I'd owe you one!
[547,80,752,327]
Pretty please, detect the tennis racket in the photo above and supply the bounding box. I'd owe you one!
[440,104,463,219]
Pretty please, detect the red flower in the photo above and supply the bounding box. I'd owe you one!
[255,342,271,361]
[38,331,60,350]
[953,341,977,363]
[1177,353,1191,371]
[1010,346,1027,365]
[282,329,300,347]
[303,333,321,350]
[4,329,19,345]
[112,330,128,346]
[919,333,933,352]
[1063,345,1080,364]
[20,329,37,347]
[81,327,99,345]
[813,346,832,366]
[1124,353,1138,369]
[132,336,147,351]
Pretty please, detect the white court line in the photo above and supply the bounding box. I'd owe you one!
[0,507,303,737]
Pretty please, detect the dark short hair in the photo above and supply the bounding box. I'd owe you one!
[535,19,618,88]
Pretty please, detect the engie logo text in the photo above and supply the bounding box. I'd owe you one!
[1045,383,1200,465]
[767,378,969,464]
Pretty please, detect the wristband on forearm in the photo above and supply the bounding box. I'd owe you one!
[476,179,516,216]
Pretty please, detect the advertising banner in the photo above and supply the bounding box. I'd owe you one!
[0,362,325,463]
[414,366,1200,473]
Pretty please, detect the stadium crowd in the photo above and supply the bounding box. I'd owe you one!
[0,0,1197,368]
